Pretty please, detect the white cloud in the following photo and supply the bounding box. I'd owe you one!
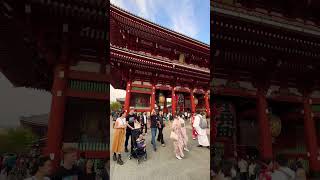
[111,0,201,40]
[110,0,126,9]
[167,0,199,37]
[110,85,126,102]
[133,0,157,21]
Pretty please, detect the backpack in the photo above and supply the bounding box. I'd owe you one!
[199,115,208,129]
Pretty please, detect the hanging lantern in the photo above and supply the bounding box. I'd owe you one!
[159,93,165,105]
[194,97,198,105]
[178,94,184,104]
[269,114,281,138]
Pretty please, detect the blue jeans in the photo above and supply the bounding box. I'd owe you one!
[151,128,157,149]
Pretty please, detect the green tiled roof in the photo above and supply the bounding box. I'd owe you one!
[312,105,320,112]
[68,80,109,93]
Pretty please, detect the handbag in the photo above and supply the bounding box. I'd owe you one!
[170,131,178,141]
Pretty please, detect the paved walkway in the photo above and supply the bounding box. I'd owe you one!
[110,120,210,180]
[0,173,19,180]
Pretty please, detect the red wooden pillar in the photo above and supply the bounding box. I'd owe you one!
[172,87,176,116]
[303,97,320,172]
[150,84,156,112]
[257,88,273,160]
[124,81,132,113]
[205,91,210,116]
[46,64,68,168]
[190,90,196,113]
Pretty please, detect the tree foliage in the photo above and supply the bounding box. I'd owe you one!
[0,127,38,154]
[110,101,122,112]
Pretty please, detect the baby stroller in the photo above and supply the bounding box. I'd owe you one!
[128,129,147,164]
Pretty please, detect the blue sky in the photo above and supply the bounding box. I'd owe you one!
[110,0,210,45]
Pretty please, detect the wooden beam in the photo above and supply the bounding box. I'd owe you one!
[131,84,152,88]
[68,70,110,83]
[268,95,303,103]
[312,98,320,104]
[215,87,257,98]
[156,85,172,91]
[80,151,109,159]
[131,90,152,94]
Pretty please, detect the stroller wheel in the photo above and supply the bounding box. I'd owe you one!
[137,159,140,164]
[128,155,132,160]
[144,155,147,161]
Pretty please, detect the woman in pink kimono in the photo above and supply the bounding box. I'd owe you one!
[178,114,189,152]
[172,116,185,160]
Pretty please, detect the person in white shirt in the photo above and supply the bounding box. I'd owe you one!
[24,156,52,180]
[231,164,238,180]
[141,112,148,134]
[248,161,257,180]
[271,155,295,180]
[238,158,248,180]
[192,111,210,148]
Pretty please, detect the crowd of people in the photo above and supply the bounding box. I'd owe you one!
[212,154,307,180]
[111,107,210,165]
[0,148,43,179]
[1,147,110,180]
[0,108,209,179]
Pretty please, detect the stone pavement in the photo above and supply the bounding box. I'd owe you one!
[110,120,210,180]
[0,173,15,180]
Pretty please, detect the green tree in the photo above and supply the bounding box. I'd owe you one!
[110,101,122,112]
[0,127,37,154]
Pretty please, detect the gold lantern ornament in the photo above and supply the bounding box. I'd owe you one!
[269,114,282,138]
[194,97,198,105]
[179,53,185,64]
[159,93,165,105]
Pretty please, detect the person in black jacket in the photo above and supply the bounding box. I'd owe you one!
[157,110,165,147]
[124,108,137,152]
[149,109,160,151]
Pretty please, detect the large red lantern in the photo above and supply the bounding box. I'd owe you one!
[159,93,165,105]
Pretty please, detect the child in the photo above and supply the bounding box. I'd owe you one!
[136,133,146,152]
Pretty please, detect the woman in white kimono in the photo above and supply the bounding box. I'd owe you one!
[178,114,189,152]
[193,111,210,148]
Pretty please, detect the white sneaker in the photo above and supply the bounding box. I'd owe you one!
[192,138,196,140]
[176,155,182,160]
[184,148,190,152]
